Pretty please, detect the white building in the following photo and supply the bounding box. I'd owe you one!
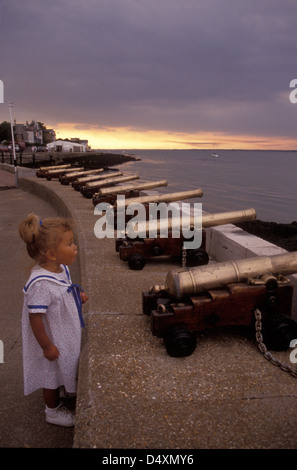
[46,139,88,153]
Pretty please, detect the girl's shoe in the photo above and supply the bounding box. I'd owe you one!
[45,404,75,427]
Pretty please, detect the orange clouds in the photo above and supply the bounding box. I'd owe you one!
[50,122,297,150]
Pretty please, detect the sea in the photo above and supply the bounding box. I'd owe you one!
[104,149,297,224]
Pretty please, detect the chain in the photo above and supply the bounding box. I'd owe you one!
[254,308,297,378]
[182,247,187,268]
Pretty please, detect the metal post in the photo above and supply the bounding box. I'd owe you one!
[9,101,18,188]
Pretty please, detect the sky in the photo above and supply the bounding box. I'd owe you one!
[0,0,297,150]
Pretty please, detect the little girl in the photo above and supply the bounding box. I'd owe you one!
[19,213,88,427]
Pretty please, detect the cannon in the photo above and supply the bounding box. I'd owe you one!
[142,251,297,357]
[114,188,203,209]
[59,168,104,185]
[112,188,203,227]
[45,166,84,180]
[81,174,140,198]
[36,164,71,177]
[92,179,168,206]
[117,208,256,270]
[72,171,123,191]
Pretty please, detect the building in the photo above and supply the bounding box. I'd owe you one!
[25,121,43,145]
[13,120,56,147]
[46,139,88,153]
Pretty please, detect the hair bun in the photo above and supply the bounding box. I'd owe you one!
[18,213,40,244]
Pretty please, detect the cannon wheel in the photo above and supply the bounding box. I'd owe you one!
[164,324,196,357]
[262,314,297,351]
[128,253,146,270]
[151,245,162,256]
[186,248,209,267]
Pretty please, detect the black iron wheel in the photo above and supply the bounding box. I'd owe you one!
[186,248,209,267]
[128,253,146,270]
[164,324,196,357]
[262,314,297,351]
[151,245,162,256]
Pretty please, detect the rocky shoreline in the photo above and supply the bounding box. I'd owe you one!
[236,220,297,252]
[22,151,139,169]
[61,151,139,169]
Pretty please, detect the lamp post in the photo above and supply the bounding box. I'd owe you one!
[8,101,18,188]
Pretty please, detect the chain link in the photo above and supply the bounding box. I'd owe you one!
[254,308,297,378]
[182,247,187,268]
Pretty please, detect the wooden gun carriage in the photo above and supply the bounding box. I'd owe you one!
[142,252,297,357]
[116,231,208,270]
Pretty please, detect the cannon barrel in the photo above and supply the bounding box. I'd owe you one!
[60,168,104,183]
[151,252,297,299]
[46,166,84,177]
[46,166,83,174]
[99,179,168,196]
[36,164,72,177]
[202,207,256,227]
[75,171,123,185]
[39,164,71,171]
[72,171,123,191]
[86,174,139,189]
[115,188,203,208]
[125,208,256,237]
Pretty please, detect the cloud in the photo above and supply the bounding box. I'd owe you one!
[0,0,297,147]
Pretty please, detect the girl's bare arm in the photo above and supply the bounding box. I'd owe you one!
[29,314,60,361]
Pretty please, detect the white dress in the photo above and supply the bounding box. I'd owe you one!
[22,264,83,395]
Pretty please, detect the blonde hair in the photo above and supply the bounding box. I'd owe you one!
[19,213,73,265]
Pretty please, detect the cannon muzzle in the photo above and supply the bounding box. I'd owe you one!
[115,188,203,208]
[201,207,256,227]
[151,252,297,299]
[99,179,168,196]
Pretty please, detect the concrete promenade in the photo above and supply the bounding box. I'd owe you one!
[0,164,297,450]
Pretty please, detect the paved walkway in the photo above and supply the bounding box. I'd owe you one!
[1,165,297,450]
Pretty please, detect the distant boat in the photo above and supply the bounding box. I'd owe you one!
[211,135,219,158]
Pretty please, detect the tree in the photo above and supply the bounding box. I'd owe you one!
[0,121,12,142]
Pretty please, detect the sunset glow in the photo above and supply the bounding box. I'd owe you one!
[53,123,297,151]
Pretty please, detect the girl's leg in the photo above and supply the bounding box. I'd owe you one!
[43,387,75,427]
[43,388,60,408]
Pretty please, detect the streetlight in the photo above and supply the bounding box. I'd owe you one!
[8,101,18,188]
